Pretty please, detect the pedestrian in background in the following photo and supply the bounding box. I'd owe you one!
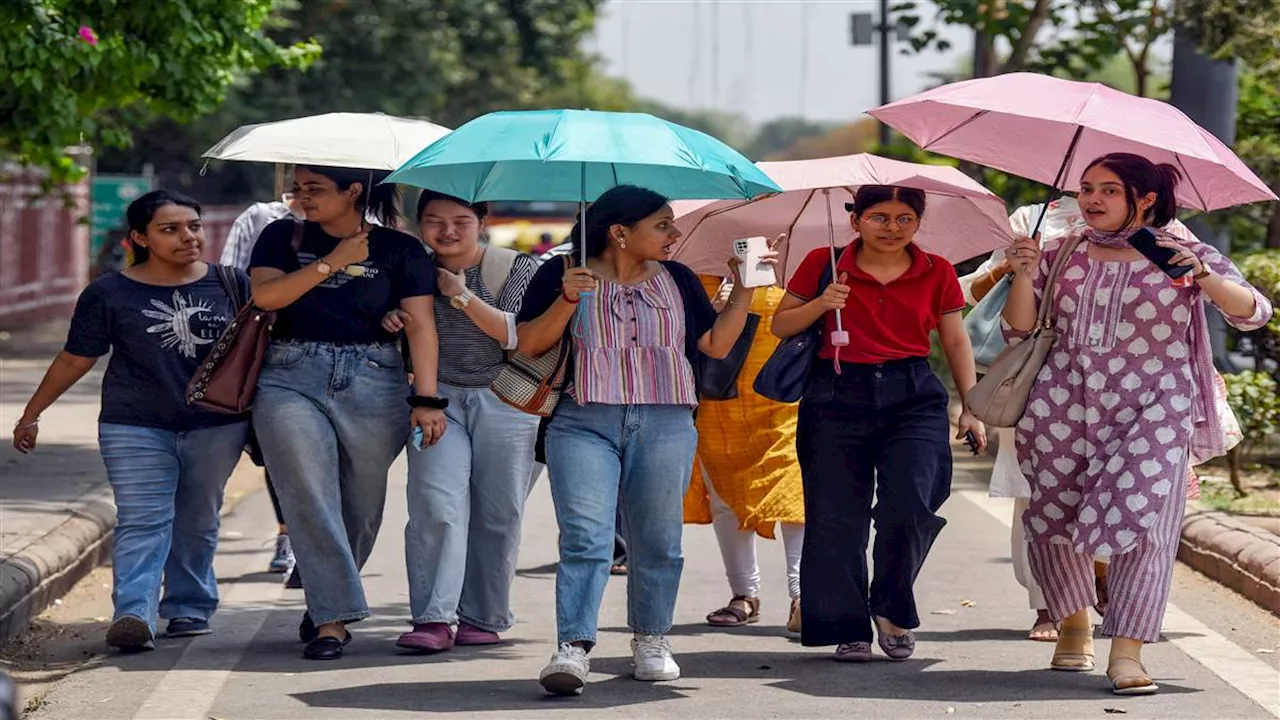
[1004,153,1271,695]
[248,166,446,661]
[771,185,986,663]
[13,190,250,651]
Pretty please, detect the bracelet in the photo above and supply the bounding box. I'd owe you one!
[407,395,449,410]
[560,291,581,305]
[986,268,997,284]
[1193,266,1211,281]
[13,418,38,430]
[727,300,749,307]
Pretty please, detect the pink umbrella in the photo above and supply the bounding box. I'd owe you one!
[868,72,1277,217]
[671,153,1013,284]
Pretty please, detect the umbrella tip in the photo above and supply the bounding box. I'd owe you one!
[198,160,209,177]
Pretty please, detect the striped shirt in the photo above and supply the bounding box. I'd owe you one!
[220,202,295,270]
[569,269,698,407]
[435,251,538,387]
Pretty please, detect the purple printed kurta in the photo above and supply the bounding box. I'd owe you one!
[1014,236,1272,558]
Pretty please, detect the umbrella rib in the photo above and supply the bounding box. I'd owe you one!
[1172,153,1210,211]
[781,190,820,284]
[922,110,990,151]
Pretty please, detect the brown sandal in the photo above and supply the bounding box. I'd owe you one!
[787,597,801,634]
[706,596,760,627]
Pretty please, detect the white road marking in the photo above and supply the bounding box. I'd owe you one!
[132,544,284,720]
[957,489,1280,718]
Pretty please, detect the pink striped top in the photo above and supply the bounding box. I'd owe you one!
[569,268,698,407]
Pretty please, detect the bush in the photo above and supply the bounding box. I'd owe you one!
[1222,370,1280,493]
[1238,250,1280,379]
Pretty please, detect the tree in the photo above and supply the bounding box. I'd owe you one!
[99,0,609,202]
[0,1,319,187]
[745,118,834,161]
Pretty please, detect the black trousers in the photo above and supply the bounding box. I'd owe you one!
[797,358,952,646]
[265,469,286,527]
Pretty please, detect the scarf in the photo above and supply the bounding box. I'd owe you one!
[1080,226,1226,462]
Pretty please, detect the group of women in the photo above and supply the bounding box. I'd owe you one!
[12,152,1270,699]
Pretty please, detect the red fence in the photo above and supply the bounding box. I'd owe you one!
[0,166,90,328]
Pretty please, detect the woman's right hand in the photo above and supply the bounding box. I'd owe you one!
[817,273,851,310]
[561,267,598,302]
[325,229,370,269]
[1009,236,1040,276]
[382,309,411,334]
[12,419,38,454]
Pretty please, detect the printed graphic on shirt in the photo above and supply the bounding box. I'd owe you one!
[141,290,231,358]
[297,252,382,288]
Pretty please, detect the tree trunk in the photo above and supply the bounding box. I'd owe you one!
[1267,206,1280,249]
[1000,0,1053,73]
[1228,446,1248,496]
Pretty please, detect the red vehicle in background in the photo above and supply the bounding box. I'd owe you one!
[484,201,576,255]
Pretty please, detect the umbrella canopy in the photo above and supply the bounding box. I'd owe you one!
[868,72,1277,212]
[203,112,452,171]
[671,153,1013,283]
[383,109,780,202]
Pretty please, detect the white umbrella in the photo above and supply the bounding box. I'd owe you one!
[202,112,452,171]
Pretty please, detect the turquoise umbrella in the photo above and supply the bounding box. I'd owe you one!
[384,109,781,264]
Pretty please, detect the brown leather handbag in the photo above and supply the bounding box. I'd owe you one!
[187,220,303,414]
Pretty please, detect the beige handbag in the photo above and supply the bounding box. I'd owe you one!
[966,235,1082,428]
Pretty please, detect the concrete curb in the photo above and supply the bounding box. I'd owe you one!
[1180,508,1280,615]
[0,492,116,645]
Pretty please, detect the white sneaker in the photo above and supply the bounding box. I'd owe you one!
[539,642,589,696]
[631,633,680,681]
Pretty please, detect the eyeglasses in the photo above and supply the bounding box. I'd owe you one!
[862,213,919,228]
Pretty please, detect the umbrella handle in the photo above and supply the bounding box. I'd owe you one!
[822,188,849,373]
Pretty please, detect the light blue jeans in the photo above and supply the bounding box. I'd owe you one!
[253,341,409,625]
[405,383,539,631]
[545,401,697,648]
[98,421,249,632]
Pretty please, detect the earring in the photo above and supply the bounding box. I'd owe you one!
[617,234,627,249]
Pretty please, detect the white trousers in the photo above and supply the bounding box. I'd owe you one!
[705,472,803,599]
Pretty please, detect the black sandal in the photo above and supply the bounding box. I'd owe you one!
[706,596,760,627]
[303,631,352,660]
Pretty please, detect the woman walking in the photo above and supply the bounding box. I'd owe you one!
[13,190,249,651]
[1003,153,1270,695]
[771,185,986,663]
[517,185,769,696]
[686,273,805,633]
[248,166,446,661]
[383,191,540,652]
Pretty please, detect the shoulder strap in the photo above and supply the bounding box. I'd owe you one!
[290,218,305,252]
[212,265,247,308]
[1034,234,1083,331]
[479,244,519,299]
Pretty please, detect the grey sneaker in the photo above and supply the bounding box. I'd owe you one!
[269,534,295,574]
[631,633,680,681]
[834,641,873,663]
[539,642,589,696]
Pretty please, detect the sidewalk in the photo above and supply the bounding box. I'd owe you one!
[0,321,262,645]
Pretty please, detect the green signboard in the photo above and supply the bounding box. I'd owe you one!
[90,175,153,256]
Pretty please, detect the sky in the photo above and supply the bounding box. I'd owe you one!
[587,0,974,125]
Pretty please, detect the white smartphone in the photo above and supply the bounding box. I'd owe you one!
[732,236,777,289]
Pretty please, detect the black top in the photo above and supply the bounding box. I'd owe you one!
[516,256,718,393]
[249,219,437,344]
[65,266,249,431]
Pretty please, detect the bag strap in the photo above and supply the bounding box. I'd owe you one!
[212,265,247,308]
[290,218,305,252]
[479,245,519,300]
[1033,234,1083,331]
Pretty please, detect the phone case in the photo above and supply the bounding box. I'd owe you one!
[1127,229,1192,279]
[732,236,778,288]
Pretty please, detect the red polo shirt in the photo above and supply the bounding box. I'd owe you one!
[786,243,965,363]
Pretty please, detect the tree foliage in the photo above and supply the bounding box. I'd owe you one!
[0,0,319,187]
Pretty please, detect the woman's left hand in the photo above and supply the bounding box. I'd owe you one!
[436,267,468,298]
[1155,238,1206,276]
[411,407,447,446]
[956,410,987,454]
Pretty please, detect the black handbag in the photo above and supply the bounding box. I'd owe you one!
[752,247,845,403]
[699,312,760,400]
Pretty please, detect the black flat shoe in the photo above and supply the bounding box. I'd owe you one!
[299,612,317,643]
[303,632,351,660]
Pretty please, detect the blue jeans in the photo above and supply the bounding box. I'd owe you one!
[253,341,409,625]
[99,421,249,632]
[405,383,538,630]
[545,402,697,648]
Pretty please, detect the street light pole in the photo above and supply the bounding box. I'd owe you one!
[878,0,891,148]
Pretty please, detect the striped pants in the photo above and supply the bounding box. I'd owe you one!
[1027,473,1186,643]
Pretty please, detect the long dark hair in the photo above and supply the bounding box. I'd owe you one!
[1083,153,1181,228]
[125,189,202,265]
[299,165,402,228]
[847,184,927,218]
[567,185,669,259]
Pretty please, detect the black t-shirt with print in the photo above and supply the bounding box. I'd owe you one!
[65,266,248,431]
[249,219,438,344]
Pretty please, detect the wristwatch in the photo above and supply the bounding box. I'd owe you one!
[1193,266,1212,281]
[316,260,333,276]
[449,290,473,310]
